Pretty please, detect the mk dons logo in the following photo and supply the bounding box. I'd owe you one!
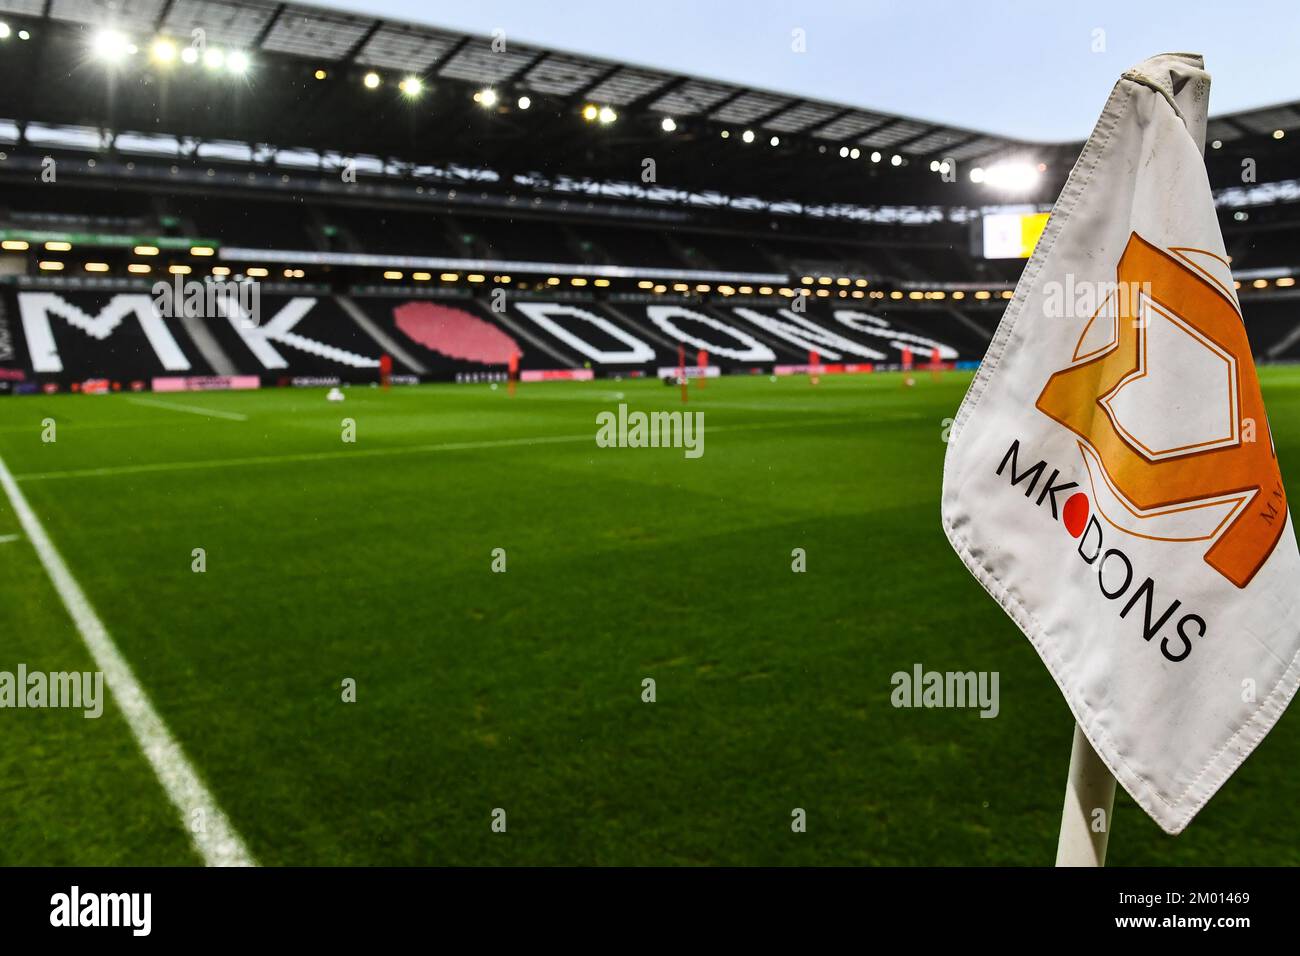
[1036,232,1287,588]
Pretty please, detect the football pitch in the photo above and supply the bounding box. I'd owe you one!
[2,368,1300,866]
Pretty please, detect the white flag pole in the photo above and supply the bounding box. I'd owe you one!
[1055,723,1117,866]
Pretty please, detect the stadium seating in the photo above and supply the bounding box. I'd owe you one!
[0,279,995,391]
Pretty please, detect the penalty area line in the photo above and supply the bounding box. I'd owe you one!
[0,451,256,867]
[126,397,249,421]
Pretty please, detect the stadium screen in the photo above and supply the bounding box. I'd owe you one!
[981,211,1050,259]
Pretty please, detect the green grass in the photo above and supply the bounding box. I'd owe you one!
[2,367,1300,865]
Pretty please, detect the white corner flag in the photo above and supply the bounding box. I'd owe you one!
[942,53,1300,838]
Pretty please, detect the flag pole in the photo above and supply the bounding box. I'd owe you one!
[1055,723,1116,866]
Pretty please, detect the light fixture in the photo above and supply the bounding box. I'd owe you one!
[170,264,192,275]
[92,30,132,63]
[190,246,215,256]
[127,263,151,274]
[383,270,403,280]
[38,261,64,271]
[150,38,176,63]
[517,95,531,110]
[661,116,677,132]
[1274,129,1286,140]
[180,46,199,65]
[1,239,28,251]
[930,160,940,172]
[890,154,903,166]
[203,47,225,70]
[363,71,381,90]
[1210,139,1222,149]
[134,245,159,256]
[476,87,498,107]
[227,50,250,75]
[85,262,109,272]
[978,160,1041,193]
[0,23,9,40]
[742,129,755,143]
[314,69,327,80]
[870,151,881,163]
[769,135,780,147]
[598,105,617,124]
[45,240,72,251]
[399,76,423,97]
[839,146,849,158]
[720,129,730,139]
[850,147,861,159]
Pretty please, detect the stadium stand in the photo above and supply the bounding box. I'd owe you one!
[0,0,1297,393]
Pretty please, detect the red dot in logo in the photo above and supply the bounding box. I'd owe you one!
[1063,493,1090,538]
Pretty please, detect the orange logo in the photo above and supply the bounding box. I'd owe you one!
[1036,232,1286,588]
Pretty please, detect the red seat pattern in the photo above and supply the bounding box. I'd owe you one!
[394,301,520,364]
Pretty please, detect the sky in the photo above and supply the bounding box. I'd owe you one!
[312,0,1300,142]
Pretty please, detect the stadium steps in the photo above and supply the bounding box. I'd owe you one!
[601,302,682,354]
[486,300,584,368]
[700,303,810,361]
[336,295,428,373]
[177,312,239,376]
[943,308,994,343]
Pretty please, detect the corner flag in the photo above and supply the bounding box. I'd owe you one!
[941,53,1300,836]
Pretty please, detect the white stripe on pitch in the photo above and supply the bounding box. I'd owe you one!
[13,416,870,482]
[0,452,256,867]
[126,397,249,421]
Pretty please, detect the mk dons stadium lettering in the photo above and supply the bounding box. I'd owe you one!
[18,292,379,373]
[644,305,774,361]
[18,292,192,373]
[513,301,956,365]
[996,438,1206,663]
[514,302,655,364]
[219,297,379,370]
[1036,233,1287,588]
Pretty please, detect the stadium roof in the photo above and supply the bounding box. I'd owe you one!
[0,0,1296,215]
[0,0,1062,203]
[14,0,1035,162]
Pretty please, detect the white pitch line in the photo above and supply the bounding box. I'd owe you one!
[14,416,867,482]
[0,533,18,544]
[0,452,256,867]
[126,397,249,421]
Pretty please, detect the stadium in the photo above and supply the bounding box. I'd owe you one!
[1,0,1299,880]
